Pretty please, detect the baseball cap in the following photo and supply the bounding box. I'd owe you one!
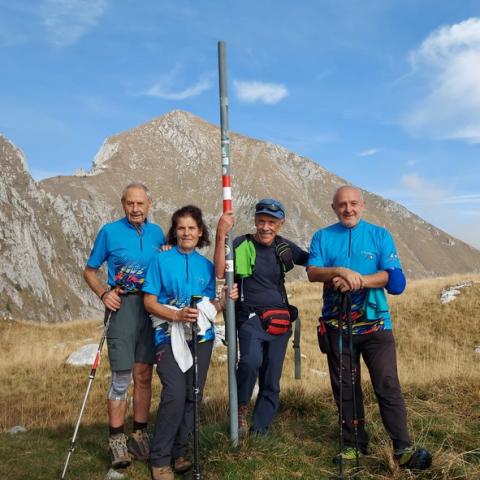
[255,198,285,219]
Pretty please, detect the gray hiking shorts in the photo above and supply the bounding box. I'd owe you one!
[106,294,155,371]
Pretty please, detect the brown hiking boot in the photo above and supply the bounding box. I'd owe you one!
[174,456,192,473]
[238,404,249,437]
[151,465,174,480]
[108,433,132,468]
[128,428,150,460]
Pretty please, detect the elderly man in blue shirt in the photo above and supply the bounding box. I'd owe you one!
[84,181,165,469]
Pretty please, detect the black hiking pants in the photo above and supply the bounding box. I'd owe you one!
[150,341,213,467]
[326,327,411,452]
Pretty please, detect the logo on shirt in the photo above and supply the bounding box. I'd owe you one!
[388,252,399,262]
[361,250,376,261]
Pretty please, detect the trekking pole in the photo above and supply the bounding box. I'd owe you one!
[218,40,239,447]
[60,309,113,480]
[337,295,345,480]
[293,316,301,379]
[190,295,203,480]
[344,292,360,469]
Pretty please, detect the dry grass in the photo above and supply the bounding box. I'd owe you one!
[0,274,479,479]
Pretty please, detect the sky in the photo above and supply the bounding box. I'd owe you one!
[1,0,480,249]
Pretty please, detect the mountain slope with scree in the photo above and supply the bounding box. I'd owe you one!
[1,110,479,322]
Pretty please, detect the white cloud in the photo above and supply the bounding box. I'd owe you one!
[381,181,480,208]
[439,193,480,205]
[143,78,211,100]
[233,80,288,104]
[400,173,448,203]
[404,17,480,143]
[358,148,380,157]
[40,0,108,47]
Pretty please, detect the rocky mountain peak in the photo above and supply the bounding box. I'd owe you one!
[1,111,480,322]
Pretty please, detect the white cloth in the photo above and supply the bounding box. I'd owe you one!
[197,296,218,335]
[150,298,217,373]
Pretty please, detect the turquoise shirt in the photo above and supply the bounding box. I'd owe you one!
[143,246,216,345]
[86,217,165,293]
[308,220,402,332]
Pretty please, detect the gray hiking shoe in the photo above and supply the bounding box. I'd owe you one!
[128,428,150,460]
[238,404,249,437]
[108,433,132,468]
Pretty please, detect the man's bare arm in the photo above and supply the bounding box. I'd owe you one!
[83,266,121,311]
[362,270,388,289]
[307,266,364,290]
[214,211,235,279]
[308,266,388,291]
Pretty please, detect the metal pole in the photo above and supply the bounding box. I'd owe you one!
[218,40,238,447]
[346,293,360,469]
[190,296,202,480]
[60,310,113,479]
[337,297,344,480]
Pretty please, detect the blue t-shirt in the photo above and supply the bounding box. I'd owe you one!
[142,246,216,346]
[86,217,165,293]
[308,220,402,332]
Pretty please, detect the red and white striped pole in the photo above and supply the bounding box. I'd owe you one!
[218,40,238,447]
[222,173,232,212]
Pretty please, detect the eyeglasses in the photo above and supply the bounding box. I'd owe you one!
[255,202,284,214]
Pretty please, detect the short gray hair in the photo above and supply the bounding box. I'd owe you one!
[332,185,363,204]
[121,181,152,203]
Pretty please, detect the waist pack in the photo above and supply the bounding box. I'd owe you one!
[317,317,330,354]
[260,308,291,335]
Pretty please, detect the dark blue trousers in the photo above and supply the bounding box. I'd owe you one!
[326,328,411,452]
[236,311,291,433]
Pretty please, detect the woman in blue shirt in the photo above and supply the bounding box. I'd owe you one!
[143,205,237,480]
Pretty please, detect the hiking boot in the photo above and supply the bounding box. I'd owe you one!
[151,465,174,480]
[173,456,192,473]
[108,433,132,469]
[332,446,364,465]
[238,404,249,437]
[128,428,150,460]
[395,447,432,470]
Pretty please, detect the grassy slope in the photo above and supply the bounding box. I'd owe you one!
[0,275,479,479]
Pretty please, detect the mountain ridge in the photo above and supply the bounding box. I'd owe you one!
[1,110,479,322]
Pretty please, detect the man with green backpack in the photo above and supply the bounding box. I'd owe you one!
[215,199,308,436]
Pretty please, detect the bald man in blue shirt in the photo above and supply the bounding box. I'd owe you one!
[307,186,431,471]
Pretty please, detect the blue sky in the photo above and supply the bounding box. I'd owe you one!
[1,0,480,248]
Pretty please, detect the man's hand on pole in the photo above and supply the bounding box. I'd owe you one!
[332,276,351,293]
[335,267,364,291]
[218,210,235,236]
[217,283,239,311]
[214,210,235,279]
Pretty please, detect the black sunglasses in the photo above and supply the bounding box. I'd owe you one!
[255,202,284,214]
